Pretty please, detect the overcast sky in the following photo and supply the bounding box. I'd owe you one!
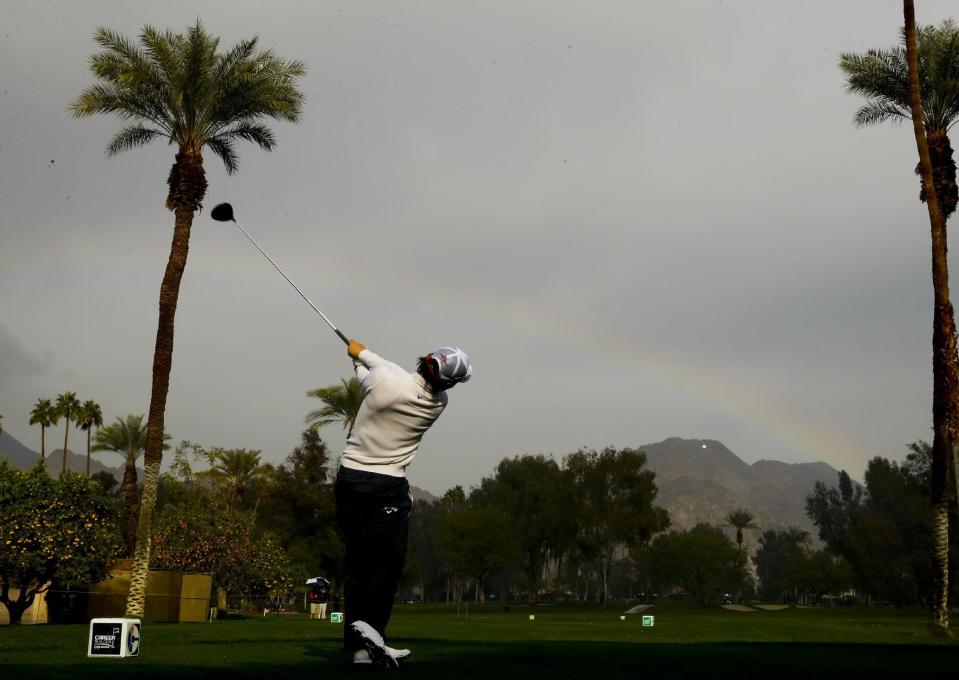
[2,1,955,493]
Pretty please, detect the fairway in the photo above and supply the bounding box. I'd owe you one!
[1,604,957,679]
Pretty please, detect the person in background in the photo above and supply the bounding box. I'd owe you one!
[307,582,321,620]
[315,577,331,620]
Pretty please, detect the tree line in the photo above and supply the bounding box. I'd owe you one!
[3,393,955,624]
[806,442,958,608]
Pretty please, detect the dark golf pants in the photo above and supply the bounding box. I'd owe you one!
[335,466,411,652]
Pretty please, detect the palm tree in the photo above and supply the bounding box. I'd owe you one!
[54,392,81,476]
[78,400,104,477]
[724,508,758,553]
[781,525,812,550]
[306,377,365,436]
[844,5,958,633]
[903,0,954,634]
[840,19,959,220]
[71,22,305,618]
[199,448,267,506]
[93,415,169,556]
[29,398,55,462]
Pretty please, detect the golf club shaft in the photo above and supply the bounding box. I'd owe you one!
[230,219,349,345]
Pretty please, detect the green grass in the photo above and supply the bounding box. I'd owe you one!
[1,603,957,679]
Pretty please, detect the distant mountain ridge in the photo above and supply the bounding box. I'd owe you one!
[410,486,438,504]
[0,431,130,481]
[0,431,41,468]
[638,437,843,548]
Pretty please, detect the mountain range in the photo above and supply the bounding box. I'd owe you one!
[0,431,130,481]
[638,437,843,548]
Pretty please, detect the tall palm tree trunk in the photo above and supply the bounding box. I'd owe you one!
[905,0,954,633]
[86,429,92,477]
[125,197,197,618]
[122,457,140,556]
[39,426,45,462]
[61,420,70,476]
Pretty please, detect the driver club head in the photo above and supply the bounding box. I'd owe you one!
[210,202,235,222]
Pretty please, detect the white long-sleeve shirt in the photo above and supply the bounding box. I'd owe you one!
[340,349,448,477]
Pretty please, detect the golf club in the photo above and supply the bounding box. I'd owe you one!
[210,202,349,345]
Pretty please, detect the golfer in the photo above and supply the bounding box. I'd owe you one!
[336,340,472,668]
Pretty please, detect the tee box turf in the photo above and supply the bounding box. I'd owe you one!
[88,618,141,658]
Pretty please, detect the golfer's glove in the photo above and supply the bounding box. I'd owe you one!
[348,339,366,359]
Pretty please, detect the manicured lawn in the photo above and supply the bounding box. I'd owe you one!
[1,603,956,679]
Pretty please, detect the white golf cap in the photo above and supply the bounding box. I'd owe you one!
[427,346,472,383]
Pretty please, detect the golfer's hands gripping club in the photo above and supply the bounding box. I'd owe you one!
[348,339,367,359]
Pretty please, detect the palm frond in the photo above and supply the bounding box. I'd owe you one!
[72,84,149,121]
[921,22,959,130]
[72,30,177,135]
[842,21,959,133]
[89,51,145,85]
[254,55,307,123]
[107,125,165,155]
[197,37,259,138]
[208,49,305,129]
[213,37,259,84]
[91,29,172,123]
[853,101,908,127]
[204,135,239,174]
[305,378,365,432]
[92,27,144,66]
[839,48,908,103]
[140,26,182,88]
[304,412,340,429]
[205,120,278,173]
[221,120,277,150]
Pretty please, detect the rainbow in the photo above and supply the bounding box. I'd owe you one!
[395,274,872,475]
[584,329,873,473]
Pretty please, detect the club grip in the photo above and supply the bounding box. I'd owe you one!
[335,329,349,345]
